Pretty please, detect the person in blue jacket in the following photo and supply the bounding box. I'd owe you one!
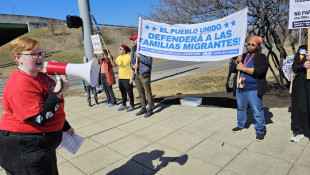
[130,34,154,118]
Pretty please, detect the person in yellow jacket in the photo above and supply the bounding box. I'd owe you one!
[111,45,134,111]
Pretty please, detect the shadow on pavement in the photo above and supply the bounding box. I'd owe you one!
[244,107,274,129]
[107,150,188,175]
[154,96,237,109]
[151,67,199,83]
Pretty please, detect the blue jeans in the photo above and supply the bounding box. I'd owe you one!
[236,89,266,134]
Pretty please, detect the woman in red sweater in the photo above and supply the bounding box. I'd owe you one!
[99,50,116,106]
[0,37,74,175]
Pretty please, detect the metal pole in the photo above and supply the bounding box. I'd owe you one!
[78,0,93,60]
[299,28,301,46]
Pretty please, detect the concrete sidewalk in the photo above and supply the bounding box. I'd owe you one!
[0,96,310,175]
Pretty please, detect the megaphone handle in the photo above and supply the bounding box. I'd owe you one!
[48,74,64,95]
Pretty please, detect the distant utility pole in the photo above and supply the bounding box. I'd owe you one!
[78,0,93,60]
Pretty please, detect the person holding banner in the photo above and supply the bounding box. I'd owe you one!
[0,37,74,174]
[290,44,310,143]
[231,36,269,141]
[111,45,135,112]
[130,34,154,118]
[99,50,116,106]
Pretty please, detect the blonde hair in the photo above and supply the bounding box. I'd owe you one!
[9,37,40,58]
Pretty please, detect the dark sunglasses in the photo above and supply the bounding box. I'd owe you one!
[247,43,256,47]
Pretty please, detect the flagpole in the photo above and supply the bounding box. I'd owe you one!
[307,28,310,79]
[135,16,142,74]
[237,8,248,88]
[89,12,109,52]
[289,72,294,93]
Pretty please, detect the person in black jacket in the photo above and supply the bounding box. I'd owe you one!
[231,36,269,141]
[290,44,310,143]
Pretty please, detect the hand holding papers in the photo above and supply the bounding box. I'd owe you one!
[60,132,85,154]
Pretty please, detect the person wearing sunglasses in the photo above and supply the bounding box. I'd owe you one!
[231,36,269,141]
[0,37,74,174]
[111,45,135,112]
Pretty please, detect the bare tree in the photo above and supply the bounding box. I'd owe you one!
[148,0,296,88]
[48,18,56,36]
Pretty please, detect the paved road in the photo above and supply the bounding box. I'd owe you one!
[0,79,5,100]
[0,59,230,98]
[69,59,230,90]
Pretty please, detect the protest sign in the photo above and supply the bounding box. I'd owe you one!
[288,0,310,79]
[288,0,310,29]
[90,12,109,51]
[282,55,295,81]
[137,8,248,62]
[91,34,103,54]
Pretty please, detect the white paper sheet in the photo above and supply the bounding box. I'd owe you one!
[60,132,85,154]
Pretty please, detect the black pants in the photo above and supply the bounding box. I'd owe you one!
[101,73,116,104]
[118,79,134,107]
[0,130,62,175]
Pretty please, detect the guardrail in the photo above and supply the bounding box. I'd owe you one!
[97,23,138,29]
[0,62,16,68]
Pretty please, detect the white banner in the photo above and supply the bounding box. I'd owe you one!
[288,0,310,29]
[137,8,248,62]
[91,34,103,54]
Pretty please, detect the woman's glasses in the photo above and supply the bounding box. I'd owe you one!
[19,52,46,58]
[118,48,124,51]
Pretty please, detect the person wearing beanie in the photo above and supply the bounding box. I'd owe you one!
[231,36,269,141]
[111,45,134,112]
[130,34,154,118]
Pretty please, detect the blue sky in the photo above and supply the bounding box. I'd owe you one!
[0,0,159,26]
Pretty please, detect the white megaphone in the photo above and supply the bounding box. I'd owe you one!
[43,58,99,87]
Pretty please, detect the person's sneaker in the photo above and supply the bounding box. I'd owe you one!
[290,134,295,142]
[136,107,147,116]
[126,105,134,112]
[88,102,92,107]
[144,108,153,118]
[256,133,265,141]
[232,127,246,133]
[118,105,126,111]
[108,103,115,107]
[290,134,304,143]
[103,102,108,105]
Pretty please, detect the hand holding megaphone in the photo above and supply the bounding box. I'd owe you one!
[54,75,70,95]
